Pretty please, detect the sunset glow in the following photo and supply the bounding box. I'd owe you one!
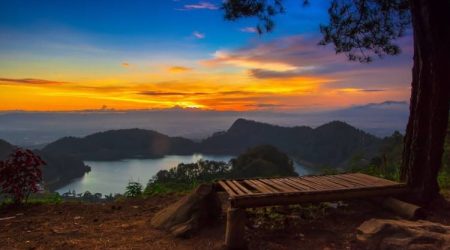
[0,0,413,112]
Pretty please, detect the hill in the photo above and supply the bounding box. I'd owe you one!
[42,119,381,168]
[201,119,381,167]
[42,128,198,161]
[0,138,90,191]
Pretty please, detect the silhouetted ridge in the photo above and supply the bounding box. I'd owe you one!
[0,138,14,159]
[42,119,382,168]
[202,119,380,167]
[43,128,198,161]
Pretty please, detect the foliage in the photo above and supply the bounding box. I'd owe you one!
[222,0,411,63]
[145,145,297,195]
[230,145,297,178]
[0,148,46,204]
[438,120,450,189]
[153,160,231,184]
[350,131,403,181]
[145,160,230,195]
[349,122,450,190]
[124,181,143,198]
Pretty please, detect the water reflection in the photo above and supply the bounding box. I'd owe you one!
[56,154,308,195]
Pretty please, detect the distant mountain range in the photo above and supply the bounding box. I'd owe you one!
[41,118,382,167]
[0,118,389,190]
[0,100,408,146]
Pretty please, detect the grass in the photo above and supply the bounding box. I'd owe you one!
[0,192,63,207]
[143,181,201,196]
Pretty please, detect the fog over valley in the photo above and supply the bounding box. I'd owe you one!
[0,101,408,146]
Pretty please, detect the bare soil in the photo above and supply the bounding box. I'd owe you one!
[0,193,449,250]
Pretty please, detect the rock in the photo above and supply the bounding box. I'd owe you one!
[150,184,221,238]
[357,218,450,250]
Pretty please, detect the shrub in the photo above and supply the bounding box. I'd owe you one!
[0,148,45,204]
[124,181,143,197]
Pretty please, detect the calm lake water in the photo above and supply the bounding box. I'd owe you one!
[56,154,310,195]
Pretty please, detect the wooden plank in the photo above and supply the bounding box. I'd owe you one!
[279,178,314,191]
[226,180,247,195]
[218,180,238,196]
[260,179,298,192]
[320,175,359,188]
[339,174,383,186]
[252,180,279,193]
[308,176,347,189]
[340,174,390,187]
[244,180,273,193]
[327,175,366,187]
[272,178,304,192]
[332,175,368,187]
[230,184,408,208]
[351,173,398,185]
[296,177,333,190]
[301,176,335,189]
[287,177,322,190]
[232,180,253,195]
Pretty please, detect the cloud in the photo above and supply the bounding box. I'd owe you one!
[138,90,264,97]
[359,89,385,92]
[337,88,387,93]
[240,27,258,33]
[201,34,413,90]
[249,67,317,79]
[202,50,298,72]
[121,62,131,68]
[180,2,219,10]
[168,66,192,73]
[139,91,207,96]
[192,31,205,39]
[0,78,66,85]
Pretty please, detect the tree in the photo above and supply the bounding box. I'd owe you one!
[0,148,45,204]
[222,0,450,203]
[124,181,143,197]
[230,145,297,178]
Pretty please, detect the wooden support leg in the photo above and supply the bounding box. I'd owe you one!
[225,207,247,249]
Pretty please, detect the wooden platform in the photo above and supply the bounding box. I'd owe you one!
[218,173,408,208]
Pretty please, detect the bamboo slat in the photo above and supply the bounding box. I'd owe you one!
[226,181,247,195]
[280,178,315,191]
[287,177,323,190]
[218,180,238,196]
[319,175,357,188]
[259,179,298,192]
[218,173,408,207]
[231,180,253,194]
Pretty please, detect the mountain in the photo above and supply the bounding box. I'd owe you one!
[0,138,90,191]
[201,119,381,167]
[42,128,198,161]
[0,101,407,146]
[0,139,14,159]
[42,119,382,168]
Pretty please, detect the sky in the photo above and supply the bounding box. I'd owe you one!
[0,0,413,112]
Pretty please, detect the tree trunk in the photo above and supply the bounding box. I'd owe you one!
[401,0,450,204]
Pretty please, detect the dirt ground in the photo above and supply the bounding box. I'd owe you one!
[0,193,449,250]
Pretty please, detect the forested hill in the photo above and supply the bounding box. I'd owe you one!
[201,119,382,167]
[0,138,14,159]
[41,119,382,167]
[0,139,90,191]
[42,129,198,161]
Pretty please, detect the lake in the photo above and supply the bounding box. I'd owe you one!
[56,154,310,195]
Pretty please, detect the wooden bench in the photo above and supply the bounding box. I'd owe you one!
[217,173,408,249]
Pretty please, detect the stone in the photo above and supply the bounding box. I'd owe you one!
[150,184,221,238]
[357,218,450,250]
